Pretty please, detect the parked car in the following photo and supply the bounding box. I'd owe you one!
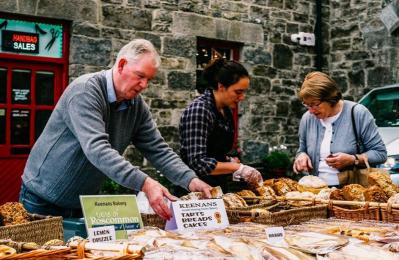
[358,84,399,184]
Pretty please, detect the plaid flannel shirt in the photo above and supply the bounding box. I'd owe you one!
[179,90,234,177]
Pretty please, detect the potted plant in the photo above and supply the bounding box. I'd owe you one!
[263,145,292,178]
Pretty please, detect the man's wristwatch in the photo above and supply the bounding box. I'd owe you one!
[354,154,359,166]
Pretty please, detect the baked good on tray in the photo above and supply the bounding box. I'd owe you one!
[342,184,366,201]
[236,190,257,198]
[223,193,248,208]
[364,185,388,202]
[255,185,276,199]
[368,172,399,197]
[297,175,328,194]
[0,202,30,226]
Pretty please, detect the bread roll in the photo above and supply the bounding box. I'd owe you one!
[364,185,388,202]
[342,184,366,201]
[368,172,399,197]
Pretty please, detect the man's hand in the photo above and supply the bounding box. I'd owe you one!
[233,164,263,186]
[293,153,313,174]
[141,177,177,220]
[188,178,212,198]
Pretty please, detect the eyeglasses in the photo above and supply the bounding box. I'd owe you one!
[302,101,323,110]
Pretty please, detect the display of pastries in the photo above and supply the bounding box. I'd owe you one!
[316,187,336,200]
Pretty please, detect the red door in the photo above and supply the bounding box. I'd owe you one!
[0,60,62,203]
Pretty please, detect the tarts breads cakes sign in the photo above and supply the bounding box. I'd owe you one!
[80,195,143,241]
[171,199,229,231]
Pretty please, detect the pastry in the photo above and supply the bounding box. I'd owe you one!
[236,190,257,198]
[368,172,399,197]
[329,189,345,200]
[342,184,366,201]
[364,185,388,202]
[273,180,292,195]
[222,193,248,208]
[0,245,16,257]
[316,187,336,200]
[388,193,399,204]
[255,185,276,199]
[0,202,30,226]
[297,175,327,194]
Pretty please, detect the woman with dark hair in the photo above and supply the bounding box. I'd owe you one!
[179,58,263,192]
[293,71,387,186]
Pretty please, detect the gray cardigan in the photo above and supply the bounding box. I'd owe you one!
[22,70,197,208]
[296,100,387,175]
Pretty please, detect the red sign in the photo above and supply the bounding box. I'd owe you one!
[2,30,39,54]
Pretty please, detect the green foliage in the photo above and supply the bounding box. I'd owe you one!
[100,179,134,195]
[264,151,291,169]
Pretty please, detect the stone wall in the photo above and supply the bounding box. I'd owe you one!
[1,0,397,178]
[329,0,399,101]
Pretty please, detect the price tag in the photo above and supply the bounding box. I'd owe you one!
[88,225,116,243]
[265,226,285,244]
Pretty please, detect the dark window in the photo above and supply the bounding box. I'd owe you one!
[11,109,30,144]
[12,69,31,104]
[36,71,54,105]
[35,110,52,140]
[0,109,5,144]
[0,68,6,103]
[196,38,242,94]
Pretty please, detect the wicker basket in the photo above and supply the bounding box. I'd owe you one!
[0,214,63,245]
[381,203,399,223]
[140,213,165,229]
[328,202,380,221]
[0,248,71,260]
[227,203,328,226]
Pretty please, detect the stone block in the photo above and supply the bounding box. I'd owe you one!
[243,47,271,65]
[72,22,100,38]
[102,5,152,30]
[249,77,271,95]
[158,126,179,142]
[0,1,17,12]
[18,0,36,14]
[167,71,195,90]
[70,36,112,66]
[123,145,144,166]
[37,0,97,23]
[152,9,173,32]
[163,36,196,58]
[241,140,269,164]
[348,70,365,88]
[252,65,277,78]
[273,44,293,69]
[135,32,161,50]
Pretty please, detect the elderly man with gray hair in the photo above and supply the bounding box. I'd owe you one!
[20,39,212,220]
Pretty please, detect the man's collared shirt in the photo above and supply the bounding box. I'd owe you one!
[105,69,131,111]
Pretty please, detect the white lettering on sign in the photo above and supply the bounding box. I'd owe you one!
[88,225,116,243]
[13,42,36,51]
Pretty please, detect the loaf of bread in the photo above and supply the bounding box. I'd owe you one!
[0,202,30,226]
[368,172,399,197]
[364,185,388,202]
[222,193,248,208]
[255,185,276,199]
[329,189,345,200]
[273,180,292,196]
[316,187,337,200]
[342,184,366,201]
[236,190,257,198]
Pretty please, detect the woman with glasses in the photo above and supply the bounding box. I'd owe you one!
[178,58,263,193]
[293,71,387,186]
